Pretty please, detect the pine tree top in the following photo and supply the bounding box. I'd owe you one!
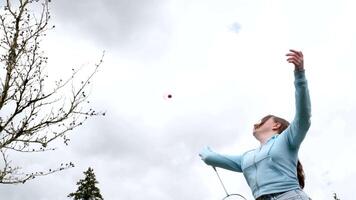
[68,167,104,200]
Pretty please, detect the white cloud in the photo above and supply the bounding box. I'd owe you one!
[2,0,356,199]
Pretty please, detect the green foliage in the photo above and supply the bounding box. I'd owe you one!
[68,167,104,200]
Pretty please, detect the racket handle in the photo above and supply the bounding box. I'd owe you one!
[212,166,229,197]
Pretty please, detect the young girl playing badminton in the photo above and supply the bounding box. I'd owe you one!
[199,49,311,200]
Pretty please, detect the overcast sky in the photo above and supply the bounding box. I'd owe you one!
[1,0,356,199]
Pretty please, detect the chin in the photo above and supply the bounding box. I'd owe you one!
[252,131,257,137]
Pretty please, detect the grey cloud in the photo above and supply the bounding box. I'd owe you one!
[71,108,245,162]
[51,0,172,60]
[62,108,246,199]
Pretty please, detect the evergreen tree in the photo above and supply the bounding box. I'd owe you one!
[68,167,104,200]
[333,193,340,200]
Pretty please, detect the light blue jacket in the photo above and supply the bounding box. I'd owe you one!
[200,70,311,199]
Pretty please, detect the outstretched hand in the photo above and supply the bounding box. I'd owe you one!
[286,49,304,71]
[199,146,213,161]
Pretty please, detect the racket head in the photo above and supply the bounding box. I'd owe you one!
[222,194,248,200]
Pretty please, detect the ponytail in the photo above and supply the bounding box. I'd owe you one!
[297,160,305,189]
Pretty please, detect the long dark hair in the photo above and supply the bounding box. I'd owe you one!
[262,115,305,189]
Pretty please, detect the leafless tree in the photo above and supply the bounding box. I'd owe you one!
[0,0,104,184]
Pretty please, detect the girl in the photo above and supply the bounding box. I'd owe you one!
[199,50,311,200]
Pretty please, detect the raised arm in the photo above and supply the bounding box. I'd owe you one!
[285,49,311,149]
[199,146,243,172]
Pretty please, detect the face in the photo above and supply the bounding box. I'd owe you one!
[253,116,276,137]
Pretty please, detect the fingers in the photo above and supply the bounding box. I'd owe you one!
[289,49,303,57]
[289,49,300,54]
[287,57,302,66]
[286,54,302,63]
[286,49,304,69]
[286,49,303,58]
[199,146,212,159]
[286,56,302,63]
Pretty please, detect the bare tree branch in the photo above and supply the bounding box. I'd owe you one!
[0,0,104,184]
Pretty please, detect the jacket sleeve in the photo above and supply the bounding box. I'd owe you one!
[285,70,311,149]
[199,146,243,172]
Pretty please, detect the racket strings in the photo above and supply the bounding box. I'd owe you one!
[223,194,248,200]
